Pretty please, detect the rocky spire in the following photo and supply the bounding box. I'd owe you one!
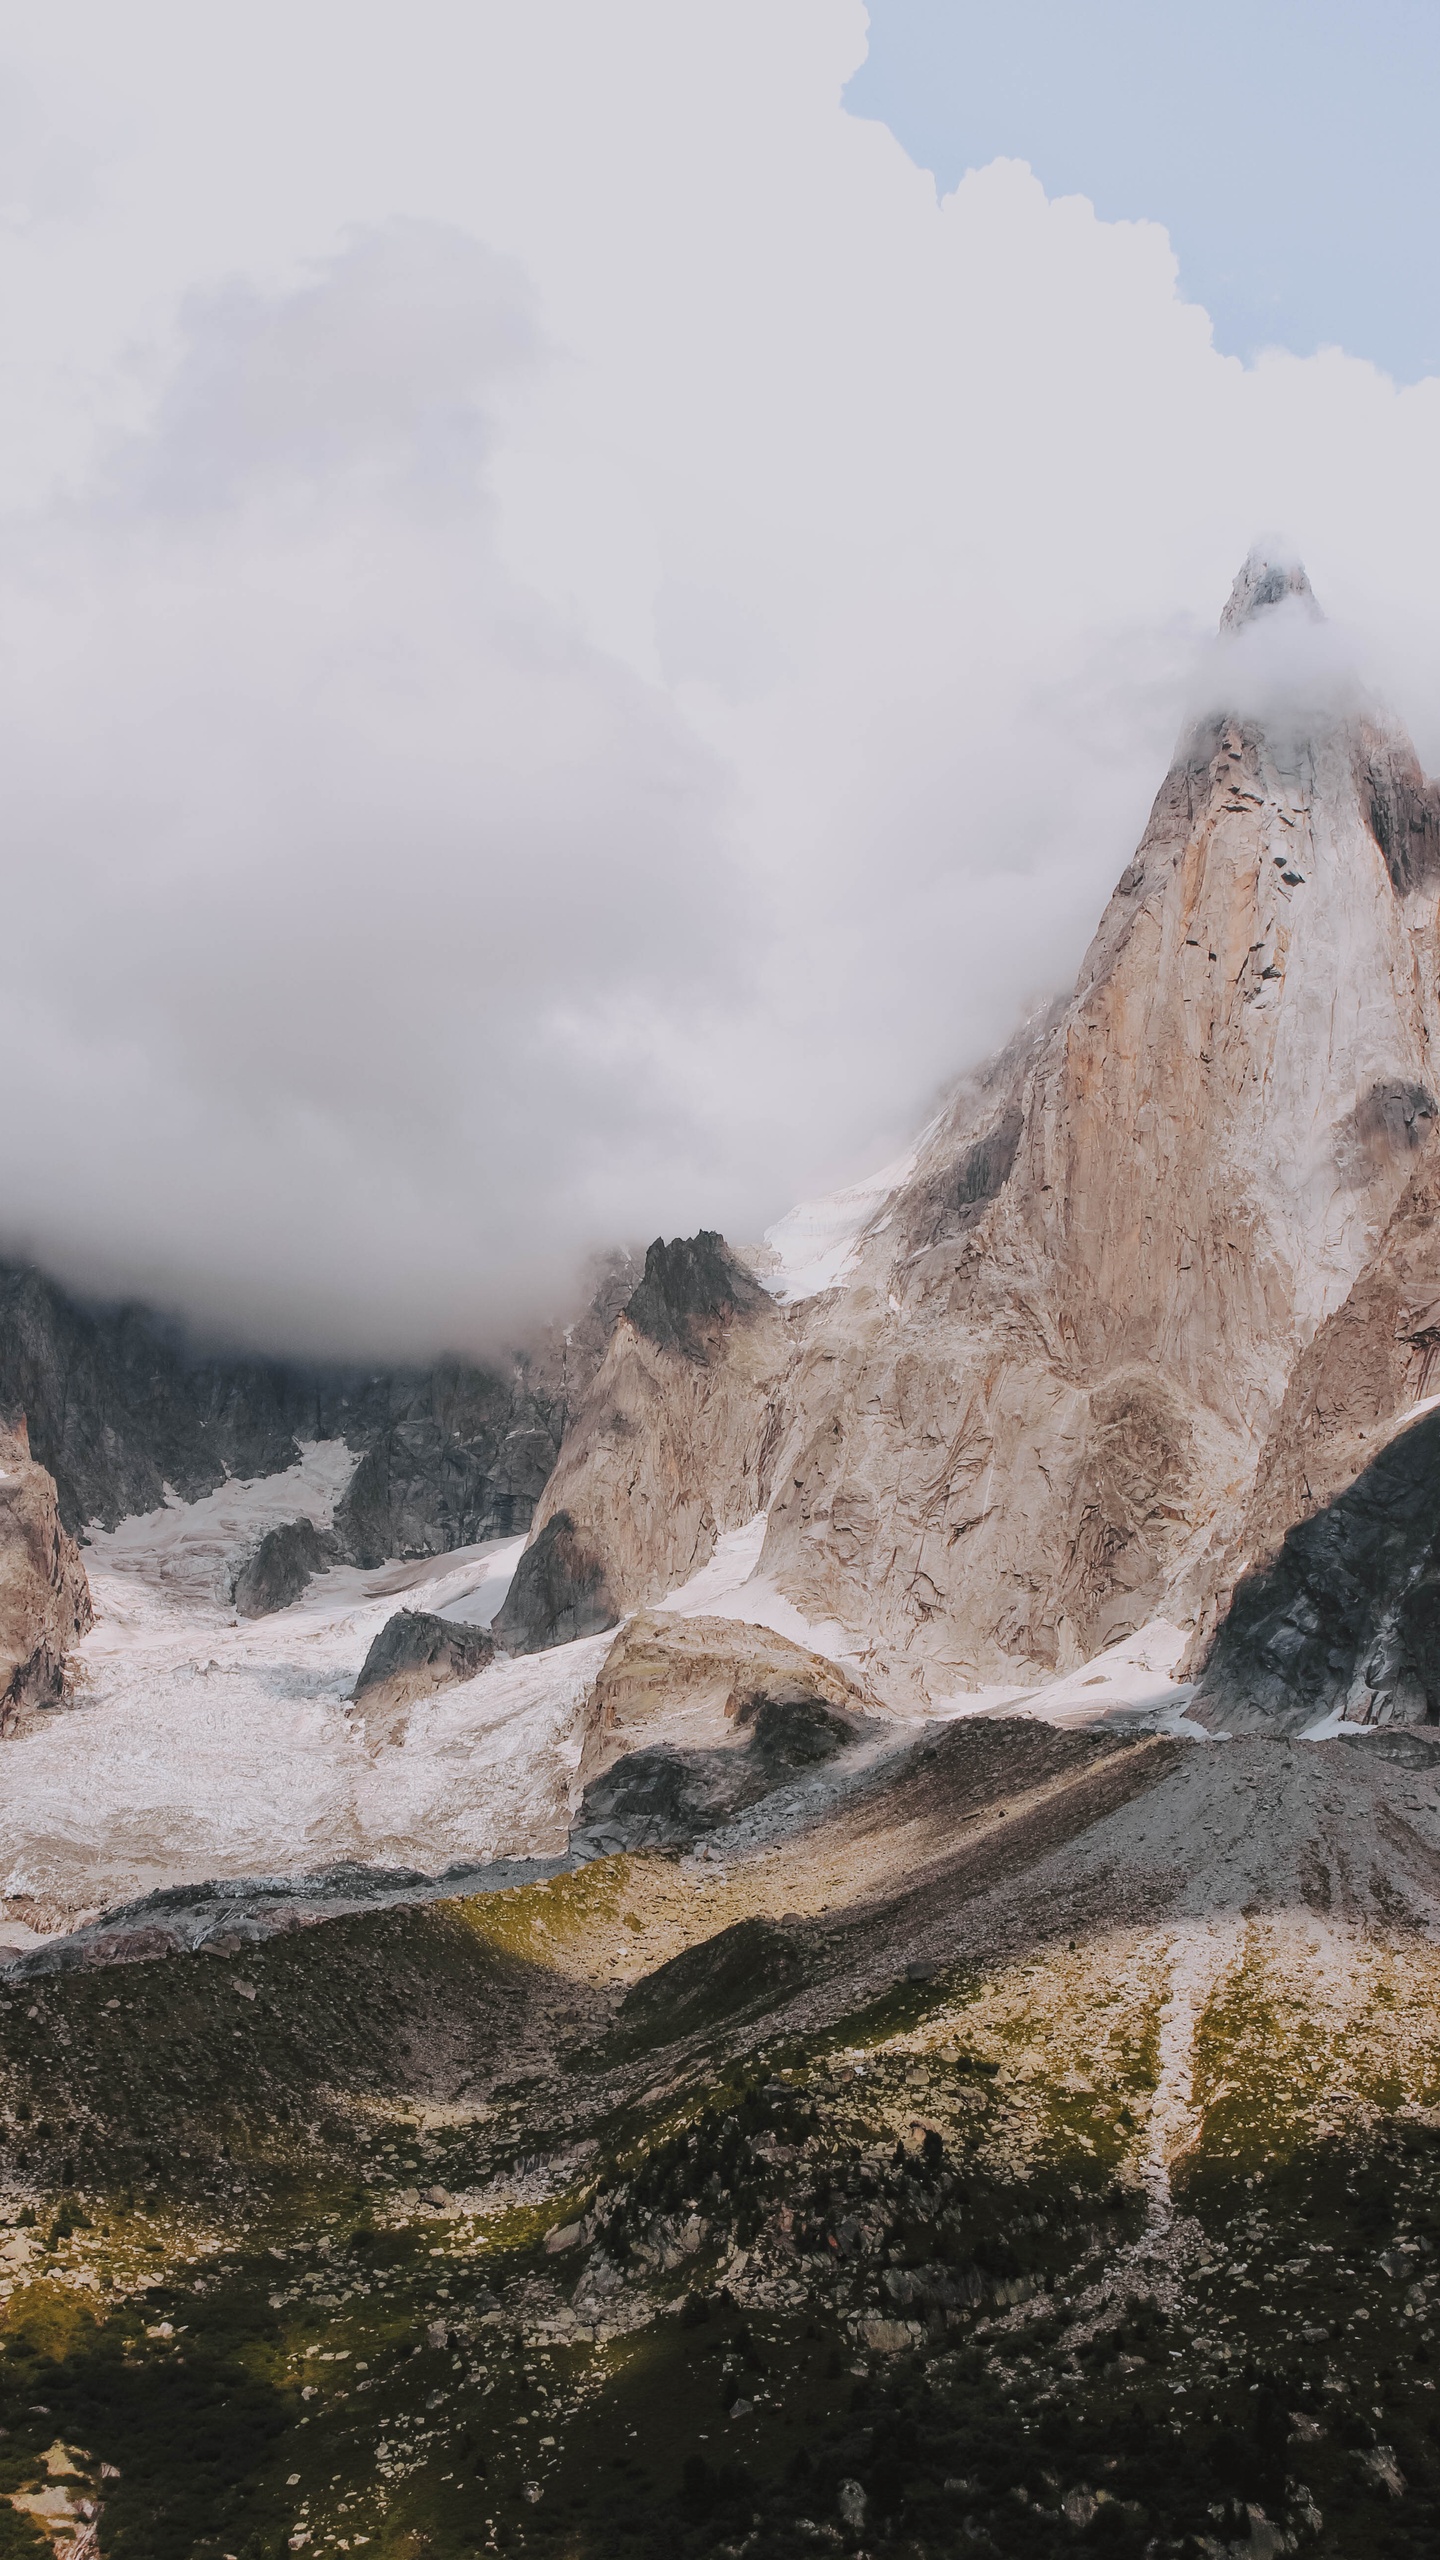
[498,552,1440,1701]
[1218,539,1323,634]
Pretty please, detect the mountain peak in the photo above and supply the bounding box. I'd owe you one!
[1219,541,1323,635]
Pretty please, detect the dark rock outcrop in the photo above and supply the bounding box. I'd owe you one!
[323,1361,583,1568]
[0,1263,304,1531]
[493,1234,788,1652]
[1360,721,1440,897]
[491,1510,618,1655]
[1195,1408,1440,1734]
[351,1609,495,1714]
[622,1231,771,1363]
[0,1420,92,1736]
[572,1690,865,1854]
[0,1252,636,1559]
[231,1518,337,1618]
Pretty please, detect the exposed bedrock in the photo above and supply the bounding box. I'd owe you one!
[1194,1406,1440,1734]
[572,1694,865,1855]
[230,1517,337,1618]
[0,1419,92,1737]
[578,1608,877,1782]
[622,1229,773,1359]
[755,685,1440,1685]
[570,1611,879,1853]
[495,1237,788,1652]
[350,1608,495,1716]
[491,1510,619,1655]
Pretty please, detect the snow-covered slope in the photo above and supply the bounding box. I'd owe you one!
[757,1149,916,1304]
[0,1439,1206,1945]
[0,1448,614,1926]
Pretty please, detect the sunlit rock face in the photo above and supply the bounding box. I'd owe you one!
[508,551,1440,1698]
[0,1419,91,1737]
[494,1235,789,1653]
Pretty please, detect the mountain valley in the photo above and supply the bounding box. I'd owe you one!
[5,552,1440,2558]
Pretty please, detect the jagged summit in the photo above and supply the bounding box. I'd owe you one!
[1218,539,1323,634]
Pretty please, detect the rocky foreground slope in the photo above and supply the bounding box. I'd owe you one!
[3,1713,1440,2558]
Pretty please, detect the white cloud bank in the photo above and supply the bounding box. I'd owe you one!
[2,1,1440,1355]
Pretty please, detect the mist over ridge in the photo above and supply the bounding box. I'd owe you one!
[4,6,1440,1359]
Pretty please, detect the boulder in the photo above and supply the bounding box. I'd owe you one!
[0,1419,92,1738]
[580,1609,875,1782]
[574,1692,866,1853]
[491,1510,618,1655]
[231,1518,336,1618]
[351,1608,494,1717]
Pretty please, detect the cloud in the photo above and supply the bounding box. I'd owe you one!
[0,222,747,1352]
[2,3,1440,1356]
[1185,542,1370,747]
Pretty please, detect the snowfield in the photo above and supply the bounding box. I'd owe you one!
[0,1445,609,1929]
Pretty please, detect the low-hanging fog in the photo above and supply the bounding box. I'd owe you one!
[4,1,1440,1357]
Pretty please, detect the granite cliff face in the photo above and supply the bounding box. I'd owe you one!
[12,548,1436,1732]
[0,1419,92,1737]
[760,677,1440,1687]
[503,552,1440,1704]
[492,1235,787,1653]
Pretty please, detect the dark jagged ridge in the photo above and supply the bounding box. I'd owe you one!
[0,1254,634,1560]
[623,1231,771,1364]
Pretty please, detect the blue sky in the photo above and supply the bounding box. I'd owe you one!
[847,0,1440,381]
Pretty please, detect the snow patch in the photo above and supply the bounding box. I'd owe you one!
[655,1513,860,1667]
[87,1438,359,1605]
[759,1149,915,1304]
[926,1620,1205,1736]
[428,1536,525,1628]
[1027,1621,1198,1729]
